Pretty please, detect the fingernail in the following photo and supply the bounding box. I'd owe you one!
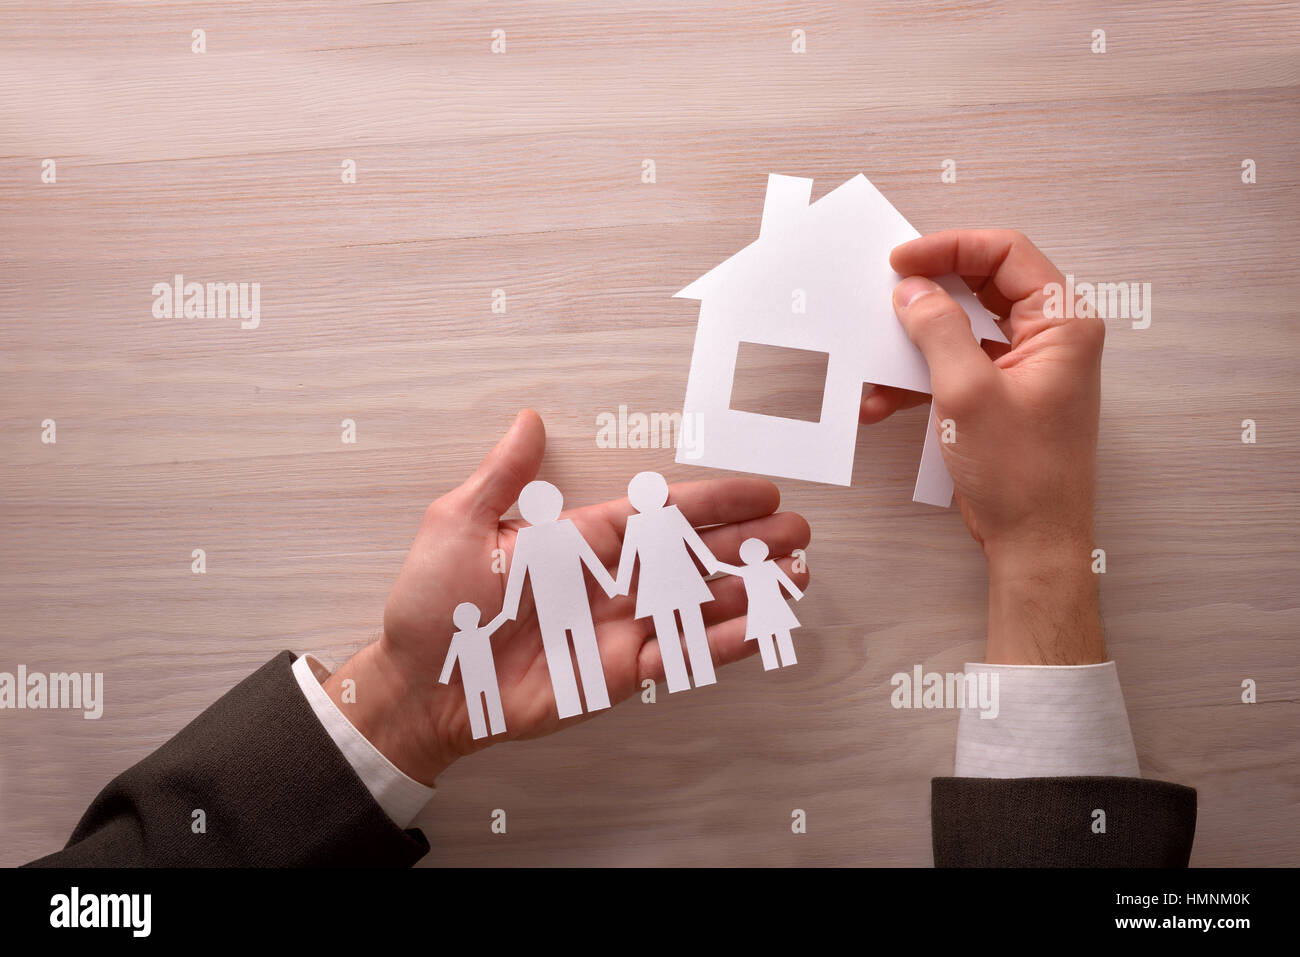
[894,276,938,308]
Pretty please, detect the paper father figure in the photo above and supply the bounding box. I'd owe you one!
[499,479,618,719]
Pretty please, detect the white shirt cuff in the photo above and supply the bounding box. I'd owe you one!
[290,653,435,828]
[953,661,1140,778]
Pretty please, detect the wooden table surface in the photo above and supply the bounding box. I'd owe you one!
[1,1,1297,866]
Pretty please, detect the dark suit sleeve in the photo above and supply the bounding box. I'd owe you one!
[25,651,430,867]
[931,776,1196,867]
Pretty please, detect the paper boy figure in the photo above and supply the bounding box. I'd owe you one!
[499,480,619,719]
[716,538,804,670]
[439,602,508,740]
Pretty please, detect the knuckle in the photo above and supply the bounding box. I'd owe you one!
[1079,315,1107,351]
[941,372,986,415]
[422,496,453,527]
[984,228,1026,251]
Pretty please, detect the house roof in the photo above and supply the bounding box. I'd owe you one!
[674,173,1007,350]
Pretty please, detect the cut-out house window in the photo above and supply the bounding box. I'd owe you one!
[728,341,829,423]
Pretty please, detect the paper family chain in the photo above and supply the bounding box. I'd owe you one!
[438,470,805,740]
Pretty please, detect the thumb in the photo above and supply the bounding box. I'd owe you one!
[892,276,995,404]
[459,409,546,523]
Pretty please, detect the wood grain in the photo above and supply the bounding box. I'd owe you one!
[1,0,1296,867]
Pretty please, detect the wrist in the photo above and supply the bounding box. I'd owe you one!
[322,641,455,786]
[984,537,1106,665]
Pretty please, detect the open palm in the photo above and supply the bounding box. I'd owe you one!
[378,410,811,772]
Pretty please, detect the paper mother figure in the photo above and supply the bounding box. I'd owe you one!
[615,470,722,693]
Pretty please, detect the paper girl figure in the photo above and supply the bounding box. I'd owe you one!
[439,602,509,740]
[499,480,619,719]
[615,471,721,692]
[715,538,804,671]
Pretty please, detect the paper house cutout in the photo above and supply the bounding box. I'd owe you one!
[674,173,1009,506]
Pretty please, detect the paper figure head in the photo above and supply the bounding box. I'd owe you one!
[627,470,669,512]
[452,601,482,631]
[739,538,769,564]
[518,480,563,524]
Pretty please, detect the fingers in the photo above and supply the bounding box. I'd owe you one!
[587,515,809,630]
[669,476,783,528]
[698,511,810,567]
[702,616,762,670]
[892,230,1067,347]
[580,476,782,548]
[891,229,1064,306]
[960,273,1015,321]
[456,409,547,524]
[635,614,762,687]
[891,277,998,408]
[859,384,929,424]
